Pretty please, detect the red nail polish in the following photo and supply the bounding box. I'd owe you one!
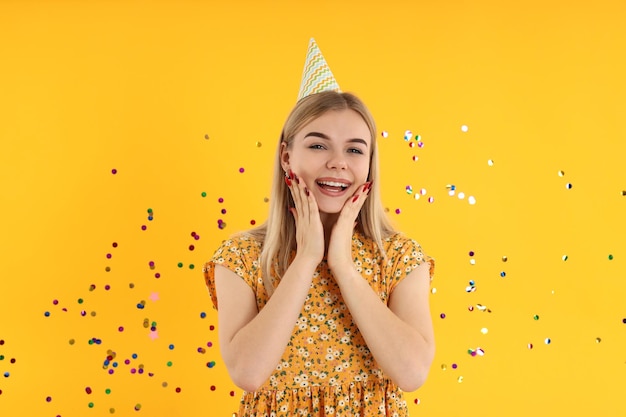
[352,195,359,203]
[288,169,294,179]
[305,187,310,196]
[362,183,368,192]
[285,176,292,187]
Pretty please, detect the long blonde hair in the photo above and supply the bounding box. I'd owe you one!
[242,91,396,296]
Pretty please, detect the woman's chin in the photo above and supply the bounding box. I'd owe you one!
[317,204,346,215]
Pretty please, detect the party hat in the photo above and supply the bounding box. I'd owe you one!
[297,38,341,101]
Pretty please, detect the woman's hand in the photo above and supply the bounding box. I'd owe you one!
[327,181,372,278]
[286,170,325,267]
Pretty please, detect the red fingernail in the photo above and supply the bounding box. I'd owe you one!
[285,176,292,186]
[305,187,310,196]
[352,195,359,202]
[288,169,294,179]
[295,175,300,184]
[362,183,368,192]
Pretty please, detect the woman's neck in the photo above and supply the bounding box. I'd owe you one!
[320,212,339,252]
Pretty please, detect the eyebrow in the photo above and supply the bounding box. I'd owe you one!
[303,131,369,147]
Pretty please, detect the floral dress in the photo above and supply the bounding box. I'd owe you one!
[203,230,434,417]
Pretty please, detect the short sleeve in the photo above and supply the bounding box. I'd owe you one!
[386,235,435,294]
[202,236,260,310]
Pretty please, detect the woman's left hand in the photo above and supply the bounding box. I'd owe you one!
[327,181,372,278]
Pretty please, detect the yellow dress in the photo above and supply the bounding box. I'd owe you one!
[203,230,434,417]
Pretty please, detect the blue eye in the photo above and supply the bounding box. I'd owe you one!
[349,148,364,154]
[309,144,325,150]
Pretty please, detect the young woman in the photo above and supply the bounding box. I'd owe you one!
[203,90,435,416]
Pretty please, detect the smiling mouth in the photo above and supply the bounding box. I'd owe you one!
[316,180,351,193]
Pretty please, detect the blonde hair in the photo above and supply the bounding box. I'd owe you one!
[242,91,396,296]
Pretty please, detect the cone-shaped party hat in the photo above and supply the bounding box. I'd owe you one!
[297,38,341,101]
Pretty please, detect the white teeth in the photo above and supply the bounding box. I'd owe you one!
[318,181,349,188]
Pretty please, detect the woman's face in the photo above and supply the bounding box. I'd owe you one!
[281,109,372,216]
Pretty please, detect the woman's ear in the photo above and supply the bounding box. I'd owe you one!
[279,141,290,172]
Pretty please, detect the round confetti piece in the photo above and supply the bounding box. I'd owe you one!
[461,125,469,132]
[566,183,573,189]
[528,343,533,349]
[502,256,508,262]
[545,338,551,345]
[381,131,388,138]
[468,196,476,205]
[487,159,494,166]
[558,170,565,177]
[595,337,601,343]
[111,168,117,174]
[562,255,568,261]
[608,254,614,260]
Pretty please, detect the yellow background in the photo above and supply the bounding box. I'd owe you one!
[1,0,625,416]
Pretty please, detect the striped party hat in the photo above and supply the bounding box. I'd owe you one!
[297,38,341,101]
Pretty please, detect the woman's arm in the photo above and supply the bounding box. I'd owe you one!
[334,261,435,392]
[214,256,318,392]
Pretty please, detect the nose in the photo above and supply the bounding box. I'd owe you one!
[327,151,347,170]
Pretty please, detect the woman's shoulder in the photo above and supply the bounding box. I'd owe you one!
[382,231,417,247]
[218,230,264,253]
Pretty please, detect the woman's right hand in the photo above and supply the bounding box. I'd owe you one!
[286,170,325,266]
